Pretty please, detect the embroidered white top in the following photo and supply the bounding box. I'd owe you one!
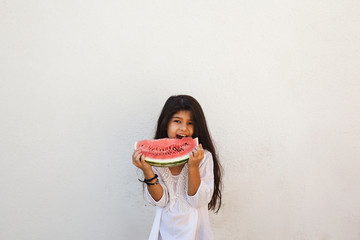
[145,150,215,240]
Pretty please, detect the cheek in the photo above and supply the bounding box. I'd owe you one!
[166,123,176,135]
[189,126,194,135]
[167,123,175,130]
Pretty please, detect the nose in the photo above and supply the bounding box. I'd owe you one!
[180,123,187,131]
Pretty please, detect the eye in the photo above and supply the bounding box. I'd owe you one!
[174,120,180,123]
[188,122,193,125]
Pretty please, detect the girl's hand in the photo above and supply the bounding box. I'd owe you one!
[132,149,152,172]
[188,144,204,169]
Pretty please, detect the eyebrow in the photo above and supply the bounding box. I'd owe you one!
[172,116,193,120]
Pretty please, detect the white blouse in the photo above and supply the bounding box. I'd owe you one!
[145,150,215,240]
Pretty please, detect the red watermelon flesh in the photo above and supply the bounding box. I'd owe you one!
[134,137,198,167]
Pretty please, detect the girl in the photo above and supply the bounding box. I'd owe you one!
[132,95,223,240]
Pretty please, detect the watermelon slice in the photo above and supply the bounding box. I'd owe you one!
[134,137,199,167]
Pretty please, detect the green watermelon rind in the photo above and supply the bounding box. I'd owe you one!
[144,158,189,167]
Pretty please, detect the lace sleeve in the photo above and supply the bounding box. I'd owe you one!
[145,167,169,207]
[186,151,214,208]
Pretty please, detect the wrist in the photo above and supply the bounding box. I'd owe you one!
[139,173,159,185]
[188,165,200,172]
[143,169,155,179]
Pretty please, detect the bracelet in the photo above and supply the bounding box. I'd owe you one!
[138,174,158,183]
[145,178,159,186]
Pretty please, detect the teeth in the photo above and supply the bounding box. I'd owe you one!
[176,134,187,139]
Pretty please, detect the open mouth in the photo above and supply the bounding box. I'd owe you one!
[176,134,187,139]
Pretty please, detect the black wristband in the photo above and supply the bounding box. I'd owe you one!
[138,174,158,183]
[145,179,159,186]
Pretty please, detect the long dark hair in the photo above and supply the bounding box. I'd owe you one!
[154,95,223,213]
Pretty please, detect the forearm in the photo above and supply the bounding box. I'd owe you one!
[188,166,201,196]
[143,169,163,201]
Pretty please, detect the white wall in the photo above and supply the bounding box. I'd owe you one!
[1,0,360,239]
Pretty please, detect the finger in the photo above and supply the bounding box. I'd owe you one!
[135,153,142,163]
[199,148,204,156]
[134,153,144,167]
[192,149,196,157]
[133,149,141,159]
[194,147,198,154]
[132,154,140,167]
[142,157,151,166]
[198,145,203,152]
[192,150,198,159]
[132,151,139,161]
[132,150,138,159]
